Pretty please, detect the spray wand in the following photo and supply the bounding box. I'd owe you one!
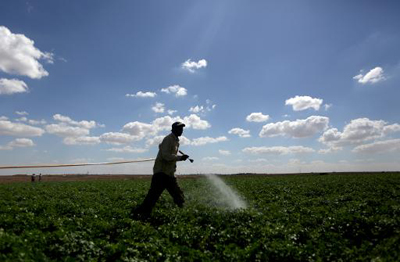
[179,150,194,163]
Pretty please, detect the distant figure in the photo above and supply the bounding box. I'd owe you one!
[31,173,35,183]
[133,122,189,219]
[39,173,42,182]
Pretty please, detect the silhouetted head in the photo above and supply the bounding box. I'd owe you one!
[172,122,185,137]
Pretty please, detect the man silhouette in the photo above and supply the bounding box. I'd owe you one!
[133,121,189,219]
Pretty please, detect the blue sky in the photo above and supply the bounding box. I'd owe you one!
[1,0,400,175]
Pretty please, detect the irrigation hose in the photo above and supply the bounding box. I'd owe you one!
[0,158,156,170]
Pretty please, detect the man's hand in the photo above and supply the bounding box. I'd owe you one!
[181,154,189,161]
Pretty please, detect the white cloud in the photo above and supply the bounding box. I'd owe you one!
[353,67,385,84]
[16,116,46,126]
[151,115,210,132]
[189,105,204,113]
[63,136,100,145]
[122,114,210,142]
[122,121,155,140]
[107,146,148,153]
[15,111,28,116]
[383,124,400,135]
[81,120,99,129]
[8,138,35,147]
[28,119,46,125]
[228,128,251,138]
[147,134,192,148]
[205,100,217,111]
[285,95,323,111]
[243,146,315,155]
[0,78,28,95]
[100,132,139,145]
[151,116,176,132]
[183,114,211,130]
[318,128,342,144]
[168,110,177,115]
[53,114,76,122]
[202,157,219,161]
[1,138,35,150]
[260,116,329,138]
[324,104,332,111]
[161,85,187,97]
[148,135,191,147]
[45,123,89,137]
[189,104,216,114]
[178,135,192,146]
[47,114,99,145]
[0,116,8,121]
[15,117,28,122]
[145,135,165,147]
[191,136,228,146]
[53,114,98,129]
[152,102,165,113]
[246,112,270,123]
[318,147,343,154]
[0,119,45,137]
[339,118,384,141]
[0,26,53,79]
[219,150,231,156]
[352,139,400,154]
[126,91,156,98]
[181,59,207,73]
[319,118,400,146]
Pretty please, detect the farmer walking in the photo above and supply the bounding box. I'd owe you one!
[133,122,189,219]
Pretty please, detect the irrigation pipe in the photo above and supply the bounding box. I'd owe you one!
[0,158,156,170]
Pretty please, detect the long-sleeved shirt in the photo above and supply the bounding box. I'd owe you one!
[153,133,183,176]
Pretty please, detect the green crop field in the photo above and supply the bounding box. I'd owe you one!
[1,173,399,261]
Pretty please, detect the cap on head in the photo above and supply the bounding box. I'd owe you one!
[172,121,185,129]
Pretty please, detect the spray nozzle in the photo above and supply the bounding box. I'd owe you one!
[179,150,194,163]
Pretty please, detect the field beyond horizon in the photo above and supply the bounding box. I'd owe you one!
[1,172,399,261]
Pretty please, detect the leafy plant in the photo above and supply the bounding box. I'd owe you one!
[0,173,399,261]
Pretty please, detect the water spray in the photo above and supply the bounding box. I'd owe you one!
[205,174,247,210]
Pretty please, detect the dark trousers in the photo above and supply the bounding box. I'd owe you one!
[136,172,185,215]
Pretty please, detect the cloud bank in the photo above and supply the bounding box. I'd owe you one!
[319,118,400,147]
[260,116,329,138]
[353,139,400,154]
[0,119,45,137]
